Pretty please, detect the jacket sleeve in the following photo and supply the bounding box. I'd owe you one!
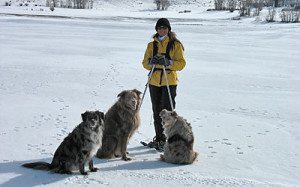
[169,42,186,71]
[142,42,153,70]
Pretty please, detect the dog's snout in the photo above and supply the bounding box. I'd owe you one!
[132,99,137,105]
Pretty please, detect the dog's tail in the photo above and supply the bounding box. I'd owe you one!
[22,162,51,170]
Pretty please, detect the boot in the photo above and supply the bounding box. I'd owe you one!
[147,136,159,148]
[156,140,165,152]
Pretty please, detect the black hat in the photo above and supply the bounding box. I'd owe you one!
[155,18,171,31]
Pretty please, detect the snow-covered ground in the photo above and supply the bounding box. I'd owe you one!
[0,0,300,186]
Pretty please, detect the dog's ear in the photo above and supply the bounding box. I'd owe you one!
[95,110,104,120]
[171,111,178,118]
[160,109,167,117]
[117,90,128,98]
[81,111,89,122]
[133,89,142,96]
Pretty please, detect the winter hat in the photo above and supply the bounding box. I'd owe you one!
[155,18,171,31]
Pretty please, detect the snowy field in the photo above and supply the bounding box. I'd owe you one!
[0,1,300,186]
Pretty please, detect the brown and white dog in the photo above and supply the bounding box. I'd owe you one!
[159,109,198,164]
[97,89,142,161]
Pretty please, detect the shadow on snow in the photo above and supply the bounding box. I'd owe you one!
[0,146,179,186]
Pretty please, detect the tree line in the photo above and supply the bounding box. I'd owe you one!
[46,0,172,9]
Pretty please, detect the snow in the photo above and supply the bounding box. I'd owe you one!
[0,0,300,186]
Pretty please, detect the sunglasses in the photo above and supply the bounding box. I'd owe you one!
[157,26,168,30]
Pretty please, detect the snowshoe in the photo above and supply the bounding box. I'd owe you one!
[140,139,165,152]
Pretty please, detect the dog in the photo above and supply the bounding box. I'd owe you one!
[96,89,142,161]
[22,111,105,175]
[159,109,198,164]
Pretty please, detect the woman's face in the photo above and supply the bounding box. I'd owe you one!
[157,26,169,37]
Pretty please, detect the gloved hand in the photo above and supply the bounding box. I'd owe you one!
[148,56,160,66]
[149,56,172,67]
[158,56,172,67]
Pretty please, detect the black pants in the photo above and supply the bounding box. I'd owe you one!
[149,84,177,142]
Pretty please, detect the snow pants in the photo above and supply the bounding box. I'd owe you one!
[149,84,177,142]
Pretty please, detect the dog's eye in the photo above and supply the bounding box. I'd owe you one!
[87,114,97,121]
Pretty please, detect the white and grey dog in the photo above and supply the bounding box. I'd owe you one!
[22,111,104,175]
[159,109,198,164]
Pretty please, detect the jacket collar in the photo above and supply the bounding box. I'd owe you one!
[154,35,169,44]
[158,34,168,41]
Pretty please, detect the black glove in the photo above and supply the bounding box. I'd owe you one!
[148,56,160,66]
[149,56,171,67]
[158,56,171,67]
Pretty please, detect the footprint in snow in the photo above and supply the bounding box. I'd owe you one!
[222,142,232,146]
[13,127,21,132]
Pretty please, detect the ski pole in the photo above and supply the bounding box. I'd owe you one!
[162,65,174,111]
[139,65,156,110]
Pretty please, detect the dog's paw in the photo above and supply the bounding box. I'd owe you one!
[90,167,98,172]
[122,156,132,161]
[81,171,88,175]
[114,153,122,158]
[160,154,165,161]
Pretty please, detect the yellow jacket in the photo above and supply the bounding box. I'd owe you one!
[142,36,186,87]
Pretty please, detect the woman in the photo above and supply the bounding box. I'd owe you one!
[142,18,186,150]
